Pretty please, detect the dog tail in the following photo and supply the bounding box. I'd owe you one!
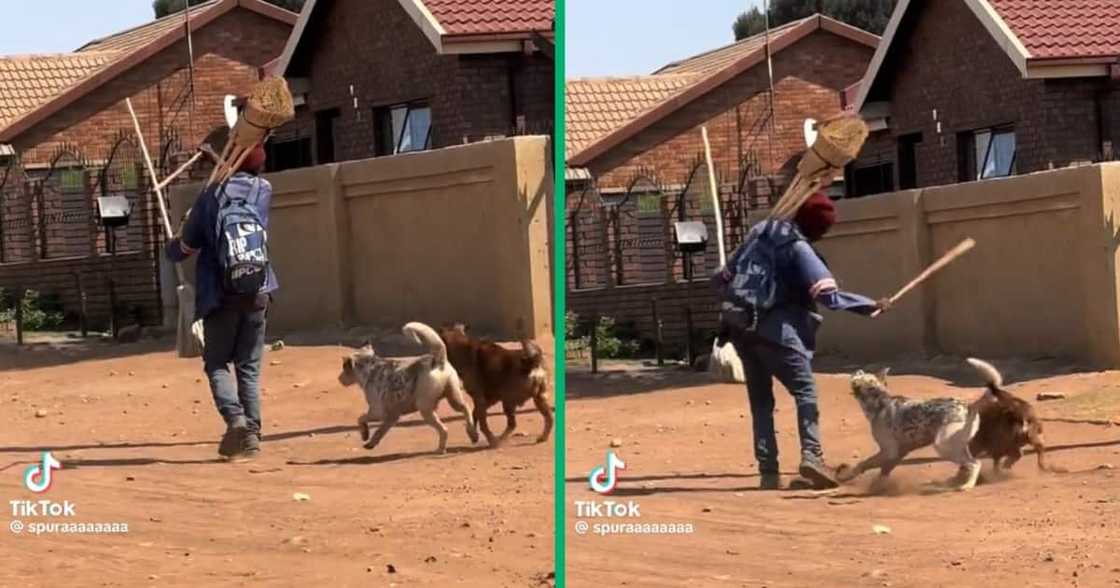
[404,322,447,366]
[521,339,544,372]
[966,357,1014,403]
[522,339,549,393]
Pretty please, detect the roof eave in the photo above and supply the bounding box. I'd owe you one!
[1025,60,1112,79]
[855,0,1033,112]
[276,0,318,77]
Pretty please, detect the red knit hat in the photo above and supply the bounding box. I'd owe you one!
[794,191,837,241]
[239,143,267,174]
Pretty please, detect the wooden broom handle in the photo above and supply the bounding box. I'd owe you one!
[125,98,187,284]
[125,99,173,240]
[870,238,976,317]
[700,127,726,266]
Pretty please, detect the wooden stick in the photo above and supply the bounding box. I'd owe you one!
[207,140,235,185]
[700,127,726,267]
[870,238,976,317]
[125,99,174,240]
[222,146,254,184]
[156,150,204,192]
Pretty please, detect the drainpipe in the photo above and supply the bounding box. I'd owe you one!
[508,56,521,135]
[1100,63,1120,161]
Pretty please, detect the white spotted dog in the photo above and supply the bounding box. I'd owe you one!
[838,368,991,491]
[337,322,480,454]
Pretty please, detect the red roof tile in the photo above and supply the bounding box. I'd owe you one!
[418,0,554,38]
[655,16,813,75]
[566,74,702,158]
[988,0,1120,60]
[0,52,120,129]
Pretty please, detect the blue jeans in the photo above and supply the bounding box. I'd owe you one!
[202,303,267,433]
[732,336,822,474]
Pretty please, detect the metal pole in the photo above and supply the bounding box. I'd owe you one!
[684,306,695,366]
[652,297,664,367]
[75,272,87,338]
[589,316,599,375]
[14,287,23,345]
[108,227,118,339]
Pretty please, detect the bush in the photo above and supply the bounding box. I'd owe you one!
[0,289,65,331]
[573,315,645,358]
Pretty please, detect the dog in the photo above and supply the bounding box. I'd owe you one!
[966,358,1057,474]
[838,367,990,491]
[337,322,479,454]
[439,324,552,447]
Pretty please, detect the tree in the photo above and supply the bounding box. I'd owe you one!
[733,7,768,41]
[153,0,305,18]
[733,0,897,40]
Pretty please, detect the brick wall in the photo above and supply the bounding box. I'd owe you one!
[282,0,554,164]
[14,9,291,165]
[0,8,291,330]
[853,0,1112,189]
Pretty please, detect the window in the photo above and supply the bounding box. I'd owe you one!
[266,137,313,172]
[959,126,1016,181]
[373,101,432,157]
[637,193,660,214]
[58,167,84,193]
[847,162,895,198]
[897,133,922,190]
[314,108,339,165]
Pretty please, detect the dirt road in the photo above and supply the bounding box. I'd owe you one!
[0,339,553,587]
[565,360,1120,587]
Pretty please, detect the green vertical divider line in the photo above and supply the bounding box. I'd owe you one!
[552,0,567,585]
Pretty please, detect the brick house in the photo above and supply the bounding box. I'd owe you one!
[267,0,555,170]
[564,15,876,355]
[0,0,295,332]
[848,0,1120,197]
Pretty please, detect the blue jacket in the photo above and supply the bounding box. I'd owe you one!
[729,220,877,358]
[165,172,278,320]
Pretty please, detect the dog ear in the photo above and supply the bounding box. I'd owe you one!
[875,367,891,383]
[343,357,353,370]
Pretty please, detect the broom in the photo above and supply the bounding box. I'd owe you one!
[125,99,204,358]
[208,76,294,186]
[700,126,745,384]
[770,114,869,221]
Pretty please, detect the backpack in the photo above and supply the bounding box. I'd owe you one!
[214,177,270,296]
[712,219,801,333]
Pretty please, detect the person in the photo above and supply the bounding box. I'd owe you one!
[166,142,277,461]
[720,192,890,490]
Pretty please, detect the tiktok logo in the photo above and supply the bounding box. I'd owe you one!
[588,451,626,495]
[23,452,61,494]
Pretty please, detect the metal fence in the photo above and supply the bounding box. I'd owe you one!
[567,151,781,292]
[0,126,199,334]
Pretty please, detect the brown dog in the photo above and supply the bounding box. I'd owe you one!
[439,324,552,447]
[966,358,1058,473]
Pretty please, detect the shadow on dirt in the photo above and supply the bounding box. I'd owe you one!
[0,336,176,373]
[285,444,491,466]
[566,354,1102,400]
[0,408,542,456]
